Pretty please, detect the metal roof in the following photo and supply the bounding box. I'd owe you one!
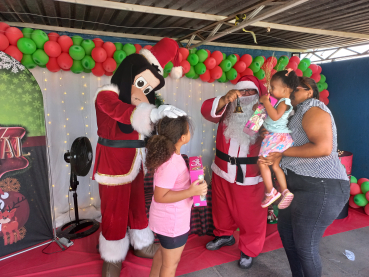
[1,0,369,51]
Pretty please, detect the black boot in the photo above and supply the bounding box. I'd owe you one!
[206,235,235,251]
[238,251,253,269]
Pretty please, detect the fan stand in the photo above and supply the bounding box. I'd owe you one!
[56,172,100,240]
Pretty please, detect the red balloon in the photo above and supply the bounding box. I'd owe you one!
[105,71,113,76]
[366,191,369,201]
[143,45,152,50]
[266,56,277,67]
[262,61,274,72]
[295,69,303,77]
[350,183,361,196]
[178,52,183,63]
[234,54,240,62]
[92,47,107,63]
[179,48,189,60]
[103,57,117,72]
[180,60,190,74]
[92,62,105,77]
[365,204,369,215]
[204,57,216,70]
[207,78,215,83]
[48,32,60,42]
[286,61,298,71]
[289,56,300,65]
[271,69,277,76]
[262,56,266,62]
[46,57,61,72]
[57,53,73,70]
[233,61,246,73]
[211,51,223,66]
[134,44,142,53]
[103,42,116,58]
[62,68,70,71]
[349,196,360,208]
[200,70,211,82]
[358,178,369,185]
[93,38,104,48]
[58,36,73,53]
[311,73,321,83]
[5,27,23,45]
[210,66,222,80]
[309,64,318,74]
[44,41,62,58]
[205,49,211,57]
[0,22,10,34]
[240,68,254,77]
[230,73,241,85]
[316,65,322,74]
[320,96,329,105]
[4,45,23,61]
[0,33,9,51]
[240,54,253,67]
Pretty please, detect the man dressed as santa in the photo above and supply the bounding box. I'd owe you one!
[201,75,268,269]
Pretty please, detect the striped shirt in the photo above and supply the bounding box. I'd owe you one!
[280,98,348,180]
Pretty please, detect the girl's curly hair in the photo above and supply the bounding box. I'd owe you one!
[145,116,192,172]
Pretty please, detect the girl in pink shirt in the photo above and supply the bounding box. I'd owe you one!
[146,116,208,277]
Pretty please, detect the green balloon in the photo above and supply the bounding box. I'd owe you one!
[113,50,127,64]
[83,68,92,73]
[32,49,49,66]
[220,59,232,72]
[275,62,285,71]
[317,83,324,92]
[255,69,266,80]
[71,60,84,74]
[323,82,328,90]
[222,53,226,60]
[218,71,227,82]
[72,35,83,46]
[354,194,368,207]
[226,68,238,81]
[164,61,174,74]
[361,181,369,194]
[303,68,313,77]
[114,42,123,51]
[185,66,196,78]
[195,62,206,75]
[163,72,169,78]
[298,61,308,72]
[351,176,357,183]
[38,64,46,68]
[254,56,265,67]
[22,28,34,39]
[31,29,49,49]
[123,43,136,56]
[21,54,37,69]
[196,49,208,63]
[189,48,197,54]
[278,56,289,66]
[69,45,86,61]
[227,54,238,66]
[193,73,200,79]
[17,38,37,55]
[249,61,261,73]
[81,39,95,55]
[319,74,326,83]
[81,55,95,70]
[301,58,311,67]
[187,53,199,66]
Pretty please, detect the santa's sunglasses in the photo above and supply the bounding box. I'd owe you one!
[238,89,258,96]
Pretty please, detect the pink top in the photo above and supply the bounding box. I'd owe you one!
[149,153,193,237]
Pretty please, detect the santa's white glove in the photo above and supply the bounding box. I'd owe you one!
[150,105,187,123]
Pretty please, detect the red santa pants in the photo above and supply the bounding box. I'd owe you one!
[99,170,148,240]
[211,172,267,257]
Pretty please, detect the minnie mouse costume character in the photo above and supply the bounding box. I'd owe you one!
[93,38,185,277]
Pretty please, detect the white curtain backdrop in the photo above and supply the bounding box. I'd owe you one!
[31,67,233,227]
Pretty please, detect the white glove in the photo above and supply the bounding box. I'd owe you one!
[150,105,187,123]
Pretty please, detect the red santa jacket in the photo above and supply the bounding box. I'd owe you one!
[201,96,263,186]
[92,84,156,186]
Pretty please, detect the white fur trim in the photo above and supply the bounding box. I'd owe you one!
[93,84,120,102]
[235,81,259,93]
[94,150,142,185]
[128,226,155,250]
[170,66,183,79]
[131,102,156,137]
[211,95,228,118]
[140,48,164,75]
[99,232,130,262]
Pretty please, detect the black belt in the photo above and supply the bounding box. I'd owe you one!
[98,137,145,148]
[216,149,258,183]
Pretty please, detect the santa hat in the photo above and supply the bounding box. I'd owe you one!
[139,38,183,79]
[235,75,268,96]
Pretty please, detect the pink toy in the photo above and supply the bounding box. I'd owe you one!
[243,96,278,136]
[189,156,207,207]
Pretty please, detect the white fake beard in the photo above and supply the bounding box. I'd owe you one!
[223,94,259,151]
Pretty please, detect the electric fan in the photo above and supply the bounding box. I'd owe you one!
[57,137,100,240]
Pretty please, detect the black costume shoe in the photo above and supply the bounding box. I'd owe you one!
[238,251,253,269]
[206,235,235,251]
